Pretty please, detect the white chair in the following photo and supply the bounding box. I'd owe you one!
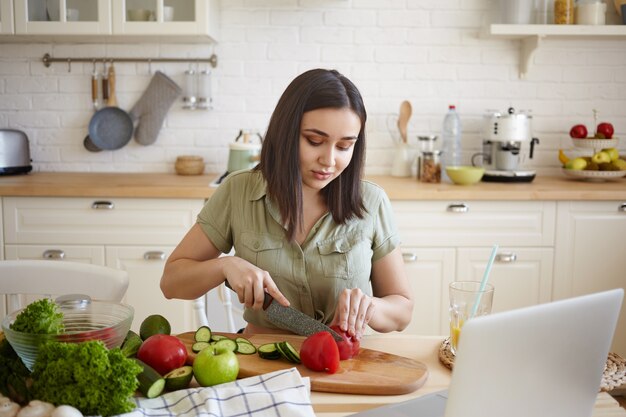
[0,260,129,316]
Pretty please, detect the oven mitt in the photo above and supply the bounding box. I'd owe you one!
[130,71,182,146]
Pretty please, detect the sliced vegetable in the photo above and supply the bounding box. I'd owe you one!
[120,330,142,358]
[330,325,360,360]
[257,343,281,360]
[213,338,237,353]
[236,342,257,355]
[277,341,301,364]
[133,358,165,399]
[299,331,340,374]
[163,365,193,391]
[210,334,229,342]
[192,341,211,353]
[194,326,212,343]
[235,336,252,345]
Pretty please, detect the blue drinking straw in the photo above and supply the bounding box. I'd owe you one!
[470,244,498,318]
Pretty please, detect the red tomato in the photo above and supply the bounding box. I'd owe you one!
[137,334,188,375]
[330,325,360,360]
[299,331,340,374]
[596,122,614,139]
[569,124,588,139]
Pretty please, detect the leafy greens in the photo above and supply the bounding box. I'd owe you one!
[10,298,64,334]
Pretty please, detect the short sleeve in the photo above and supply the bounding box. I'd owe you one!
[371,188,400,262]
[197,178,234,254]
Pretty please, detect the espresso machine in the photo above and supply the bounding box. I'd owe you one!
[472,108,540,183]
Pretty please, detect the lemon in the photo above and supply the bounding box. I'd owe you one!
[139,314,171,340]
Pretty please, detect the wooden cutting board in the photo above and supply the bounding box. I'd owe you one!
[178,332,428,395]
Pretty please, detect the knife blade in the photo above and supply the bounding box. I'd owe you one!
[223,281,343,341]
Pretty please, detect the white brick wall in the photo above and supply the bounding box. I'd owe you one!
[0,0,625,176]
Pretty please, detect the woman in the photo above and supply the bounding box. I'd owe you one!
[161,69,413,339]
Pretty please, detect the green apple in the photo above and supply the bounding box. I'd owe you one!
[192,346,239,387]
[613,158,626,170]
[602,148,620,162]
[565,157,587,170]
[591,151,611,165]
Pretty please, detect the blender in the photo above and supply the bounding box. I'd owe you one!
[472,108,540,183]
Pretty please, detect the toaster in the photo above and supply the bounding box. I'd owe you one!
[0,129,32,175]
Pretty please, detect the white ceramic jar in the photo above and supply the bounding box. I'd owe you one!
[575,0,607,24]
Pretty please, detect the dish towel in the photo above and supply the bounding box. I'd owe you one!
[116,368,315,417]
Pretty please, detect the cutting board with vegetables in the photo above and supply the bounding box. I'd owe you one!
[178,332,428,395]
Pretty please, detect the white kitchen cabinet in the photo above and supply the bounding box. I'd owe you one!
[392,200,556,337]
[1,196,204,333]
[6,0,217,40]
[553,201,626,357]
[0,0,14,33]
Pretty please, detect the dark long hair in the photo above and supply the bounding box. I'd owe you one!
[256,69,367,241]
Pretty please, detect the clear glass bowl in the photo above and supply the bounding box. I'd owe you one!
[1,300,134,371]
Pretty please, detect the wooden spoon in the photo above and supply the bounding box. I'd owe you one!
[107,63,117,107]
[397,100,412,144]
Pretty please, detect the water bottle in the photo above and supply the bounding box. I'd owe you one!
[442,105,462,180]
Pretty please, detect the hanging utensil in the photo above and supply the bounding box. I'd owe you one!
[101,61,109,106]
[107,62,117,107]
[91,61,99,110]
[397,100,412,144]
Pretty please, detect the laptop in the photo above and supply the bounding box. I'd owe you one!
[350,289,624,417]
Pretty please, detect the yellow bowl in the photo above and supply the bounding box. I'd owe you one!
[446,166,485,185]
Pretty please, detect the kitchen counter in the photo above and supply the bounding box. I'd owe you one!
[0,172,624,200]
[311,335,626,417]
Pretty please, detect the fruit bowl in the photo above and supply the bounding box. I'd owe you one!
[571,137,619,149]
[1,300,134,370]
[561,168,626,182]
[446,166,485,185]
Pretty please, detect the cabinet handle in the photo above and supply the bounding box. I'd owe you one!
[143,251,166,261]
[91,201,115,210]
[495,252,517,263]
[619,203,626,212]
[402,252,417,263]
[43,249,65,260]
[447,203,468,213]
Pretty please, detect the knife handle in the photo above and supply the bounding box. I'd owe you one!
[223,280,273,310]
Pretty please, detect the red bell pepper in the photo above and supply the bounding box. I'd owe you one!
[299,331,340,374]
[330,325,360,360]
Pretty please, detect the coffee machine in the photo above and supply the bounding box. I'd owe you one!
[472,108,540,183]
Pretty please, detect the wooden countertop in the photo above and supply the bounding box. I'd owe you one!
[0,172,624,200]
[312,335,626,417]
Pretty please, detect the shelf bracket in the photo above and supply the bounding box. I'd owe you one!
[519,35,542,79]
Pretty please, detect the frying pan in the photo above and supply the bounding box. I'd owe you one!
[86,107,134,151]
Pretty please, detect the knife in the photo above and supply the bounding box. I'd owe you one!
[224,281,343,341]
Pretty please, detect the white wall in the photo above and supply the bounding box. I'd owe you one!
[0,0,625,176]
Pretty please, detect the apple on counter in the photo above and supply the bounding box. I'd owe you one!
[193,345,239,387]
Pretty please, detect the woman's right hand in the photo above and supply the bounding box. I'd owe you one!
[222,256,290,310]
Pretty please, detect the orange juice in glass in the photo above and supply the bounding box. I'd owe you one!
[449,281,494,355]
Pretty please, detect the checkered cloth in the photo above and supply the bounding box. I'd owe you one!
[118,368,315,417]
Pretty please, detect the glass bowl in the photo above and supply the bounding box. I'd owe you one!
[1,300,134,371]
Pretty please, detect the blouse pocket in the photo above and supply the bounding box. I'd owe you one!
[316,232,364,280]
[239,232,284,273]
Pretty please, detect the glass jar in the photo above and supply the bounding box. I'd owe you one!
[417,135,437,153]
[418,150,442,183]
[554,0,574,24]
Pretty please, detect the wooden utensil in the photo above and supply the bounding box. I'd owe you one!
[107,63,117,107]
[178,332,429,395]
[397,100,412,144]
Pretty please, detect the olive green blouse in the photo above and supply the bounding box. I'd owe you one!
[197,170,399,329]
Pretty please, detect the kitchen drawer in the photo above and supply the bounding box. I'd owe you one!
[392,201,556,247]
[3,197,203,245]
[4,244,105,264]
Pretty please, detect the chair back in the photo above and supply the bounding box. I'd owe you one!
[0,260,129,316]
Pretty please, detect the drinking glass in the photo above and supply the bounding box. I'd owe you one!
[449,281,494,355]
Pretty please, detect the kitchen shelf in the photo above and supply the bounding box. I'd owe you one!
[483,24,626,78]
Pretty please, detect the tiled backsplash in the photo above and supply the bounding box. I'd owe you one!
[0,0,625,176]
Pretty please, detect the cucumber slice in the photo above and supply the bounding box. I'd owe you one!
[235,336,253,345]
[236,342,257,355]
[278,341,301,364]
[164,365,193,391]
[192,341,211,353]
[258,343,281,360]
[133,358,166,399]
[213,338,238,352]
[210,334,229,342]
[194,326,212,343]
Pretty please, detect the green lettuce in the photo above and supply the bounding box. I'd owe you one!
[10,298,64,334]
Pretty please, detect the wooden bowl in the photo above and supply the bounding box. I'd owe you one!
[175,155,205,176]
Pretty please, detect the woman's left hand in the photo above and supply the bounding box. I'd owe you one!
[331,288,375,340]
